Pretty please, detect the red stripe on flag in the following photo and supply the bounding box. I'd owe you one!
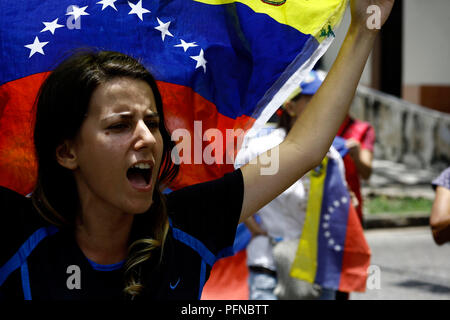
[0,73,50,195]
[158,81,255,189]
[201,250,249,300]
[0,74,255,195]
[338,203,371,292]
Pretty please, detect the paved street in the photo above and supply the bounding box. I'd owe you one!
[351,227,450,300]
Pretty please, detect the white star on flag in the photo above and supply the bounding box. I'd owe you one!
[66,5,89,20]
[174,39,198,52]
[40,18,64,35]
[190,49,207,73]
[128,0,150,21]
[24,36,49,58]
[155,18,173,41]
[97,0,118,11]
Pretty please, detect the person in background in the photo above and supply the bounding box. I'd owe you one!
[337,109,375,224]
[333,80,376,301]
[429,167,450,245]
[240,70,338,300]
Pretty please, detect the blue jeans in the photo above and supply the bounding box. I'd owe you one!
[248,270,277,300]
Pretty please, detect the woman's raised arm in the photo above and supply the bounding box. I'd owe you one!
[239,0,395,223]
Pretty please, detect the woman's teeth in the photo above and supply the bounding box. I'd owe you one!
[131,163,151,169]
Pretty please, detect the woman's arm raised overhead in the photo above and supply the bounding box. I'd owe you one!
[239,0,395,223]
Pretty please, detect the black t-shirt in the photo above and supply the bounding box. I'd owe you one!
[0,169,243,300]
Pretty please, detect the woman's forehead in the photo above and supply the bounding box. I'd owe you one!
[88,77,158,116]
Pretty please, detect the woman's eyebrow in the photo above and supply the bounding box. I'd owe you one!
[101,111,159,122]
[101,112,133,122]
[144,111,159,119]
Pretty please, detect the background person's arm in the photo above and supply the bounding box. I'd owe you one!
[430,186,450,245]
[239,0,395,223]
[346,138,374,180]
[244,216,268,238]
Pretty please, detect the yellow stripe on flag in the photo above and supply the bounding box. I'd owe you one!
[193,0,348,40]
[289,157,328,283]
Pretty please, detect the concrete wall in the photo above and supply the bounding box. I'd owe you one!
[403,0,450,85]
[323,1,450,109]
[320,2,450,169]
[351,86,450,171]
[402,0,450,112]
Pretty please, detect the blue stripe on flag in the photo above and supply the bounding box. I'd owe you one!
[315,158,350,290]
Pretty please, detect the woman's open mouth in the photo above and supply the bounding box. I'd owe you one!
[126,162,153,191]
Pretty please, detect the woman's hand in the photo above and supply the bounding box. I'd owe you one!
[350,0,395,32]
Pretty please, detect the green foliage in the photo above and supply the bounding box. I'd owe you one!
[365,195,433,215]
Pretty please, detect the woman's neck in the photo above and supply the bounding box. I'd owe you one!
[75,205,134,265]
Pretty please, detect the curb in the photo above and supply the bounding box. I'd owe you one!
[363,213,430,230]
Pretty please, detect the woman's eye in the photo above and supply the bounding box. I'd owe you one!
[145,120,159,129]
[108,123,129,130]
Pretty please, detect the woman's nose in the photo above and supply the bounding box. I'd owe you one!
[134,120,156,150]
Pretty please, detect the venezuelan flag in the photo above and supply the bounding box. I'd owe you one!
[0,0,348,196]
[290,138,371,293]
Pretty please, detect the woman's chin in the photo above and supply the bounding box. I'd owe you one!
[125,198,154,215]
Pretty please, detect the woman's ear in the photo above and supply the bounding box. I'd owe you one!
[56,141,78,170]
